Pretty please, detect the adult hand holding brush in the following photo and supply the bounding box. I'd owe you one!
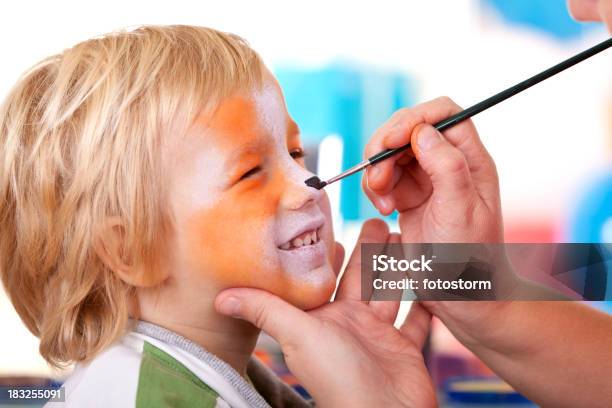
[362,96,612,408]
[363,96,503,245]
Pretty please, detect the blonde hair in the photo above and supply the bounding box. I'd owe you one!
[0,25,264,367]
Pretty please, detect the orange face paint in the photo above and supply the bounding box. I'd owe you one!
[164,77,336,309]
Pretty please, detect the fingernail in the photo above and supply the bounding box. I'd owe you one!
[417,125,442,152]
[378,196,392,213]
[217,296,241,317]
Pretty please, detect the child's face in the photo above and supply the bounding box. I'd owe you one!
[164,74,336,309]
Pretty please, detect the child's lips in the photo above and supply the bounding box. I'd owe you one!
[276,219,330,272]
[277,217,325,250]
[278,227,322,250]
[277,238,327,266]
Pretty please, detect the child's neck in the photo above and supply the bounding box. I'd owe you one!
[135,286,260,377]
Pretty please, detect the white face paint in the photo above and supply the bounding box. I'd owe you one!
[162,75,337,310]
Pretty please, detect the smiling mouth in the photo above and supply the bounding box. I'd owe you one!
[278,228,322,250]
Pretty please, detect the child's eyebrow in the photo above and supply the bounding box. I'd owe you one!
[286,120,300,139]
[224,140,265,170]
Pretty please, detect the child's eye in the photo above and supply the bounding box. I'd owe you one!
[289,148,306,160]
[238,165,262,181]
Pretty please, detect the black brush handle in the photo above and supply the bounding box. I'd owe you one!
[368,37,612,167]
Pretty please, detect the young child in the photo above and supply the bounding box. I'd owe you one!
[0,25,338,407]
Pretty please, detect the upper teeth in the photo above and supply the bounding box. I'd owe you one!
[280,229,319,250]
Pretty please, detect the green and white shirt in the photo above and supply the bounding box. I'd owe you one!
[46,321,310,408]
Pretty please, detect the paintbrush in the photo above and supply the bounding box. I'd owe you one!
[305,37,612,190]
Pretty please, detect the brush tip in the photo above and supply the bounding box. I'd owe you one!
[305,176,326,190]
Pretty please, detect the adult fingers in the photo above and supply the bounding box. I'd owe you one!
[399,301,433,350]
[386,97,494,182]
[362,174,397,216]
[362,160,432,215]
[335,218,390,302]
[215,288,316,349]
[369,232,403,323]
[411,124,476,205]
[332,242,346,277]
[365,97,496,198]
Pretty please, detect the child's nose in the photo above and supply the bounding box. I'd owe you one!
[280,167,324,211]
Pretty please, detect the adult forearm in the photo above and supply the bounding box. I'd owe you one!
[437,301,612,407]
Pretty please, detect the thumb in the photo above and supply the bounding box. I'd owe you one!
[411,124,474,203]
[332,241,346,277]
[215,288,315,348]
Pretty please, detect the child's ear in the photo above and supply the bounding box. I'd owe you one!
[93,216,168,287]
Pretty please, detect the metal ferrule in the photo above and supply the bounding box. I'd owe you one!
[324,160,370,186]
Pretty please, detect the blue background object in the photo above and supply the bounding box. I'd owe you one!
[444,376,534,405]
[569,171,612,311]
[275,65,415,221]
[569,171,612,244]
[483,0,600,40]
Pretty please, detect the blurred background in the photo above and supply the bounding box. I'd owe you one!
[1,0,610,406]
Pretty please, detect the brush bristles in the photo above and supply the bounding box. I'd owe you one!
[305,176,326,190]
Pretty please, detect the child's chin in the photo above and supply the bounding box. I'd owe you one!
[281,267,337,310]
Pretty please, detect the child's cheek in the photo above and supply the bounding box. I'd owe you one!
[184,173,285,288]
[185,200,278,287]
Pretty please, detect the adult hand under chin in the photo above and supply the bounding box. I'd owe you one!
[214,219,437,408]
